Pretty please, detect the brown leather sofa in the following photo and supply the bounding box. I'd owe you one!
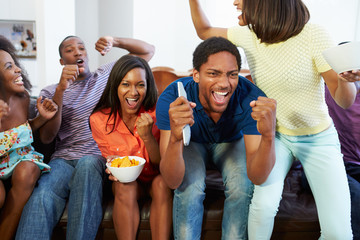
[28,67,321,240]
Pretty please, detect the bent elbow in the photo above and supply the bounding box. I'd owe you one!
[196,30,213,40]
[195,27,215,40]
[250,176,268,186]
[39,133,55,145]
[160,174,182,190]
[148,44,155,59]
[340,101,355,109]
[168,181,181,190]
[40,138,53,145]
[337,100,354,110]
[197,32,208,40]
[248,165,274,186]
[160,163,184,190]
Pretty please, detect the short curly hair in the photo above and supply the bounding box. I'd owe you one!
[58,35,82,58]
[192,37,241,72]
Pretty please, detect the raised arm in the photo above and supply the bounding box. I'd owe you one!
[95,36,155,62]
[322,69,357,109]
[189,0,228,39]
[0,100,9,130]
[245,97,277,185]
[29,97,58,132]
[136,113,161,165]
[39,65,82,144]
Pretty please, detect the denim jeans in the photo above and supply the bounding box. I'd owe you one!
[173,138,253,240]
[16,155,106,240]
[248,125,352,240]
[344,162,360,240]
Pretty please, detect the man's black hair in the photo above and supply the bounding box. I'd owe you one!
[58,35,80,58]
[192,37,241,71]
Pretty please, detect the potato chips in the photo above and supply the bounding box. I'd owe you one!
[110,156,140,168]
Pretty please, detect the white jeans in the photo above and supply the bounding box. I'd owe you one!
[248,125,352,240]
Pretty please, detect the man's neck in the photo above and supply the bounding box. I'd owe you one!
[204,109,222,124]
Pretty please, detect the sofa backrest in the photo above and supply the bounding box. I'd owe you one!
[29,67,252,163]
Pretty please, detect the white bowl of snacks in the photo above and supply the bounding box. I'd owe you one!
[106,156,146,183]
[322,41,360,74]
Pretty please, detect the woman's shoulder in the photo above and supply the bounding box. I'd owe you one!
[302,23,329,36]
[90,108,112,123]
[301,23,333,49]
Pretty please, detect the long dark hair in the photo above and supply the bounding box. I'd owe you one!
[91,55,158,133]
[0,35,32,96]
[242,0,310,44]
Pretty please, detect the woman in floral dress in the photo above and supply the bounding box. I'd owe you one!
[0,35,58,240]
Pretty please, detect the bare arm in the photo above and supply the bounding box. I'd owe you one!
[339,69,360,94]
[159,130,185,189]
[189,0,228,39]
[245,97,277,185]
[159,97,196,189]
[244,135,275,185]
[29,97,58,132]
[322,69,357,109]
[0,100,9,130]
[136,113,161,165]
[95,36,155,62]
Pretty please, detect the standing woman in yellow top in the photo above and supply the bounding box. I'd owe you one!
[89,55,172,240]
[188,0,358,239]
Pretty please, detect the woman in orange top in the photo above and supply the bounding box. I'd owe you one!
[90,55,172,240]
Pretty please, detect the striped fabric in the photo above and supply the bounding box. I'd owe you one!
[40,62,115,161]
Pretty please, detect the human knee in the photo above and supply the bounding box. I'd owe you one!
[250,192,281,218]
[12,161,40,190]
[77,155,105,175]
[151,175,172,200]
[175,180,206,205]
[113,182,137,204]
[177,171,206,194]
[224,173,253,198]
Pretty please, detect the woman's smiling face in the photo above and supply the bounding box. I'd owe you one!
[117,67,147,116]
[0,50,24,95]
[233,0,247,26]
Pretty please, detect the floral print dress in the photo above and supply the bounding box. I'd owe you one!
[0,121,51,180]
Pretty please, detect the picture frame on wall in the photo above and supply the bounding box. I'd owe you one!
[0,20,36,58]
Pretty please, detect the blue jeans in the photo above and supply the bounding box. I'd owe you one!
[16,155,106,240]
[344,162,360,240]
[173,138,253,240]
[248,125,352,240]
